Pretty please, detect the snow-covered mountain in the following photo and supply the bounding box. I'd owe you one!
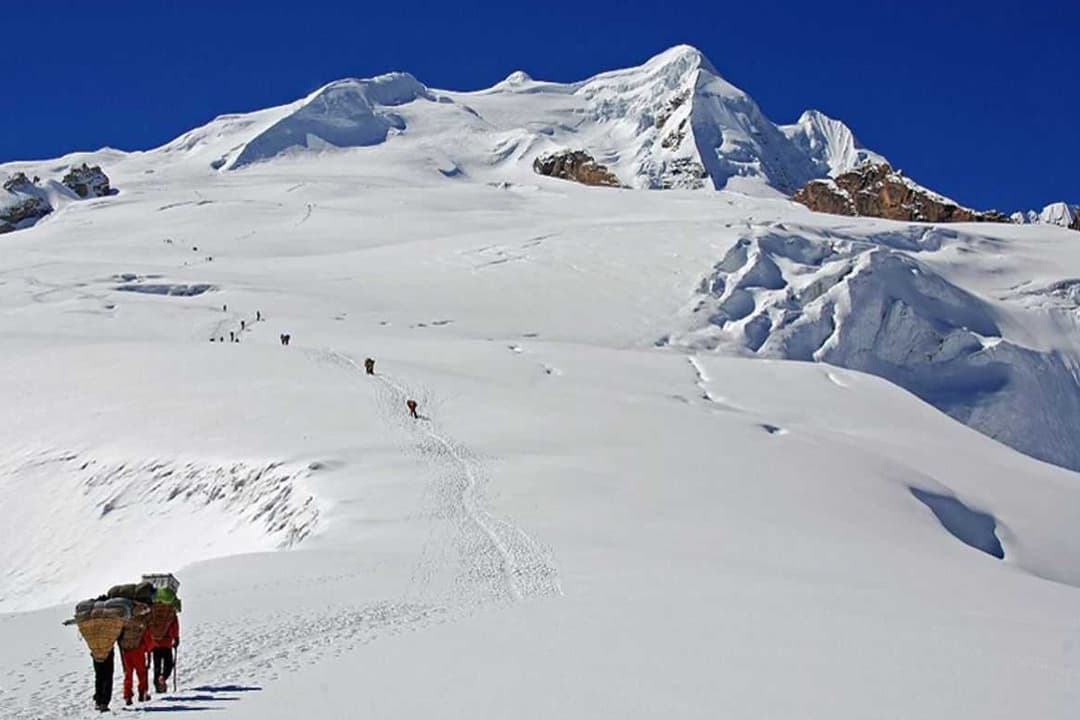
[125,45,883,196]
[1012,201,1079,228]
[1,45,1078,720]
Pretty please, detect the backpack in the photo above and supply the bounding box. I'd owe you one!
[147,604,177,643]
[107,582,155,605]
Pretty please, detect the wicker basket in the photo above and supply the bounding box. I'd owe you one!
[78,617,125,661]
[118,603,151,651]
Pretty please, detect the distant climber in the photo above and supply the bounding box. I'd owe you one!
[256,310,262,322]
[280,333,291,347]
[240,320,246,331]
[407,399,419,419]
[364,357,375,375]
[229,331,235,343]
[148,587,180,694]
[222,304,227,312]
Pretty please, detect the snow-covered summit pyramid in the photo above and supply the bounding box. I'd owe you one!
[781,109,887,178]
[151,45,885,196]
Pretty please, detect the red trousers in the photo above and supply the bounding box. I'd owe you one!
[120,648,149,700]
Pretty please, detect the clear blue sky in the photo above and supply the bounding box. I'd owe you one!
[5,0,1075,210]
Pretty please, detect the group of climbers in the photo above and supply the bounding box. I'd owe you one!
[66,574,181,713]
[62,352,425,714]
[364,357,421,419]
[211,306,265,344]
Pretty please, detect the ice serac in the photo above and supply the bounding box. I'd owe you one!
[228,73,435,169]
[673,225,1080,472]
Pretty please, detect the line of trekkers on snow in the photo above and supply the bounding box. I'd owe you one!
[207,305,293,347]
[64,573,181,713]
[209,305,266,344]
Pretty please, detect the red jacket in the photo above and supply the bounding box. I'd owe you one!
[148,606,180,650]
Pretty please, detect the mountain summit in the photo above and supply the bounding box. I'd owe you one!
[152,45,883,197]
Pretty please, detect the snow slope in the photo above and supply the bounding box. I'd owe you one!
[0,50,1078,720]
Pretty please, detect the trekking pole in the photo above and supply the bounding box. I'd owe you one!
[174,646,179,693]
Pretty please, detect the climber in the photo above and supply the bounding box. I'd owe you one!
[147,588,180,694]
[118,602,154,705]
[74,596,127,712]
[407,399,419,419]
[364,357,375,375]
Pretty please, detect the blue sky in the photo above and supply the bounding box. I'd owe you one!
[4,0,1075,210]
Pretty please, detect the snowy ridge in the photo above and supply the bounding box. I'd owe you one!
[228,73,436,169]
[781,109,888,178]
[61,45,888,197]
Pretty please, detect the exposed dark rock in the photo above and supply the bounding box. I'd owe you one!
[654,88,691,129]
[1,173,52,234]
[61,163,113,198]
[533,150,622,187]
[661,118,688,150]
[793,163,1008,224]
[658,158,708,190]
[1072,214,1080,232]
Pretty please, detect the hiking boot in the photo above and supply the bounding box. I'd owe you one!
[95,702,109,712]
[139,690,151,702]
[155,677,167,693]
[125,696,133,706]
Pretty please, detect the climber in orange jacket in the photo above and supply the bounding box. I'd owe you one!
[118,602,154,705]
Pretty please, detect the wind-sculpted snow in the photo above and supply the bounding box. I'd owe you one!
[229,74,435,169]
[674,224,1080,472]
[0,451,317,612]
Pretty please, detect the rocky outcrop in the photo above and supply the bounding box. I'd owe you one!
[657,158,708,189]
[1,173,52,234]
[533,150,622,187]
[1072,214,1080,231]
[793,163,1008,224]
[61,164,113,198]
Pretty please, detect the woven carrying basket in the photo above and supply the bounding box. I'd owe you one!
[118,604,151,651]
[78,617,124,661]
